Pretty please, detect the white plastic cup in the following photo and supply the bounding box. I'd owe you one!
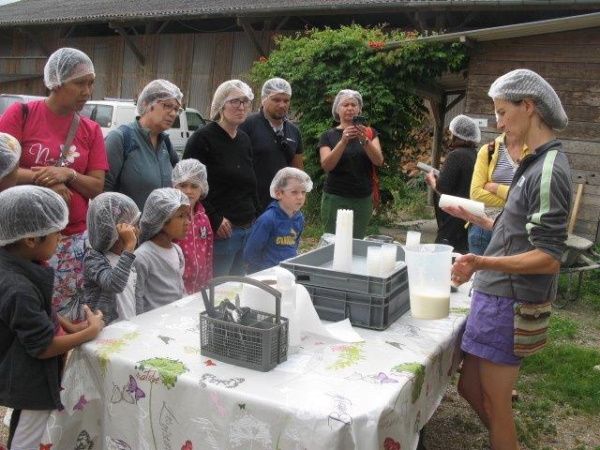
[366,246,382,276]
[381,243,397,274]
[333,209,353,272]
[405,231,421,248]
[404,244,453,319]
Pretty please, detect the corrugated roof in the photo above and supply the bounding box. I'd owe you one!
[0,0,594,27]
[384,11,600,48]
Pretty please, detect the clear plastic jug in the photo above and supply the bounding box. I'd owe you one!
[404,244,453,319]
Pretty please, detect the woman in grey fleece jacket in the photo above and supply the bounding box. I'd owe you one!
[444,69,572,450]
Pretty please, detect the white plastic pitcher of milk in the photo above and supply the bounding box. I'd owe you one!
[404,244,453,319]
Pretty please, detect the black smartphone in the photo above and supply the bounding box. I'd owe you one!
[352,115,368,125]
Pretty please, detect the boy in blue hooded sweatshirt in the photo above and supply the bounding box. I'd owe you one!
[244,167,312,273]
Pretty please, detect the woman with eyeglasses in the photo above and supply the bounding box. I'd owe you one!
[183,80,258,276]
[105,79,182,211]
[319,89,384,238]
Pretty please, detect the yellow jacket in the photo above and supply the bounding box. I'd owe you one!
[470,133,530,207]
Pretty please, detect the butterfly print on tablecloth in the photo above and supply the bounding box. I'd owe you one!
[73,395,89,411]
[111,375,146,404]
[345,372,399,384]
[200,373,245,389]
[158,335,174,344]
[105,437,132,450]
[74,430,93,450]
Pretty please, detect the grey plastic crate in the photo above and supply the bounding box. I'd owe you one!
[305,282,410,330]
[280,239,407,297]
[199,276,288,372]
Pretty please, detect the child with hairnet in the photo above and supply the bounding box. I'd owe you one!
[134,188,190,313]
[243,168,312,273]
[0,132,21,191]
[0,186,104,448]
[83,192,140,324]
[172,159,213,294]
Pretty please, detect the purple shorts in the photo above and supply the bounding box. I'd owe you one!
[461,290,522,366]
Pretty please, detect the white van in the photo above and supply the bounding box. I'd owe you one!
[0,93,45,115]
[81,100,207,156]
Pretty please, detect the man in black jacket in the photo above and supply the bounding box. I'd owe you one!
[240,78,304,213]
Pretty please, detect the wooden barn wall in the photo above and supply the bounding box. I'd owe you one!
[0,29,275,118]
[464,28,600,242]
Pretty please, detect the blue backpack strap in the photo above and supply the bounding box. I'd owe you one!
[113,124,137,191]
[163,134,179,166]
[118,124,136,158]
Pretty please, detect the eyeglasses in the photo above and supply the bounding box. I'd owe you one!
[159,101,184,115]
[225,98,251,108]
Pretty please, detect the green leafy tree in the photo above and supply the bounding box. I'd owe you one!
[249,25,467,216]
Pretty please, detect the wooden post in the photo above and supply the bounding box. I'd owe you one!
[426,94,447,206]
[109,23,146,66]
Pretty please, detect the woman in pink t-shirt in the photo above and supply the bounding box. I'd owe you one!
[0,47,108,320]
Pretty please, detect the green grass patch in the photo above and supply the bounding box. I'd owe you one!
[579,270,600,311]
[301,217,325,240]
[382,181,433,223]
[514,396,557,448]
[547,314,578,341]
[519,343,600,414]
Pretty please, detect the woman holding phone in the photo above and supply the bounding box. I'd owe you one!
[318,89,383,238]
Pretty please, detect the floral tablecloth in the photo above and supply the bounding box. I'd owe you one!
[41,282,471,450]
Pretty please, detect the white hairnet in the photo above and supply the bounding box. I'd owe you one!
[261,78,292,100]
[43,47,95,90]
[332,89,363,122]
[269,167,313,198]
[0,133,21,180]
[172,159,209,196]
[488,69,568,131]
[137,79,184,116]
[139,188,190,243]
[0,186,68,246]
[87,192,140,253]
[449,114,481,144]
[210,79,254,120]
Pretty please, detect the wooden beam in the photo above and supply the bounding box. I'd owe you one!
[63,25,77,39]
[275,16,291,31]
[109,23,145,66]
[407,81,445,104]
[144,21,169,35]
[449,11,478,32]
[156,21,170,34]
[445,92,465,112]
[413,11,428,33]
[237,18,267,57]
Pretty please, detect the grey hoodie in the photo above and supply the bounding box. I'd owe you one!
[473,139,572,303]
